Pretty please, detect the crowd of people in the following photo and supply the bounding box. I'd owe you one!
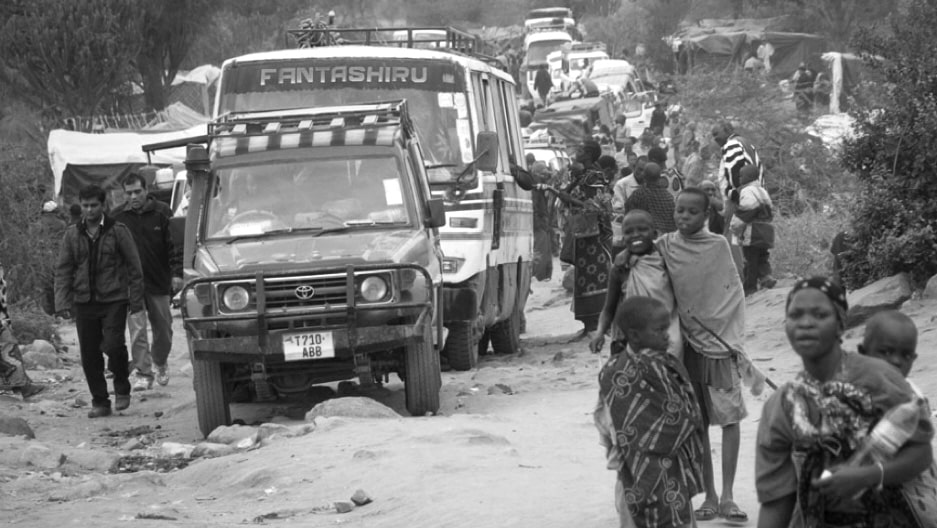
[551,109,937,527]
[2,95,934,527]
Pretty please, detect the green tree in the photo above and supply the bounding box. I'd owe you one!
[839,0,937,287]
[134,0,212,112]
[746,0,896,49]
[0,0,141,128]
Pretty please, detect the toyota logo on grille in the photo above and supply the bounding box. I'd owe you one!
[294,285,315,299]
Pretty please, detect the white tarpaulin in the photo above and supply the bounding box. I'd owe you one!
[47,124,207,197]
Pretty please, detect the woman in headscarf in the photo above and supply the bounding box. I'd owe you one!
[756,277,935,528]
[557,139,613,334]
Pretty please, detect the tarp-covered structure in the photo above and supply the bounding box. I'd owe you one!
[527,92,618,146]
[48,123,207,207]
[672,17,827,78]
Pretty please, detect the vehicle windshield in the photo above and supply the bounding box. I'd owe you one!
[203,153,413,240]
[527,40,571,64]
[218,59,472,179]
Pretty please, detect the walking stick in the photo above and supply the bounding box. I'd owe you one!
[690,315,778,390]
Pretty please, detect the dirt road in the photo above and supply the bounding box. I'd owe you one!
[2,266,936,527]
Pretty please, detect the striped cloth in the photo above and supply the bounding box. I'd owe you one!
[720,134,763,199]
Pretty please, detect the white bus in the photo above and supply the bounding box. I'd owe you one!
[213,28,533,370]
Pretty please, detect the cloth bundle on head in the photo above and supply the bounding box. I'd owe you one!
[42,201,58,213]
[582,139,601,164]
[787,277,848,330]
[648,146,668,165]
[597,155,617,171]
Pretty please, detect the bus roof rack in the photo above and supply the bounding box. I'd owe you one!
[286,25,500,63]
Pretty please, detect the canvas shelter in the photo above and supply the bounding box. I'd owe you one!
[47,123,207,207]
[671,17,827,78]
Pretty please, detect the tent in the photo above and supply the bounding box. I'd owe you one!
[47,124,207,206]
[528,92,618,146]
[671,17,827,78]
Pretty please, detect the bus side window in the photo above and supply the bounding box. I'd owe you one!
[488,78,513,173]
[470,73,491,133]
[481,76,508,172]
[497,78,524,169]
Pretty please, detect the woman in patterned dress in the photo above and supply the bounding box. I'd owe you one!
[756,277,935,527]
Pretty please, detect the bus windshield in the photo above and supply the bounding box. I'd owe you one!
[217,58,473,179]
[526,40,571,65]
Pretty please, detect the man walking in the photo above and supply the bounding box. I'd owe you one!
[55,184,144,418]
[711,120,763,230]
[112,173,182,390]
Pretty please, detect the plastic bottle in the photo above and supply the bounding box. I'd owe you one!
[819,398,923,496]
[847,398,923,465]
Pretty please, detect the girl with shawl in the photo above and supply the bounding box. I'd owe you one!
[556,139,613,334]
[756,277,936,528]
[656,187,749,522]
[589,209,682,359]
[595,296,704,528]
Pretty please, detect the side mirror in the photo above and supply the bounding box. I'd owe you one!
[425,198,446,229]
[474,131,499,173]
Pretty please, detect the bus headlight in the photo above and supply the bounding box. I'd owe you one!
[222,285,251,311]
[360,276,388,302]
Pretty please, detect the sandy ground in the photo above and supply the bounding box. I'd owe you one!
[2,260,936,527]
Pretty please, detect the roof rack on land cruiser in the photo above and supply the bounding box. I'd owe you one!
[210,100,412,138]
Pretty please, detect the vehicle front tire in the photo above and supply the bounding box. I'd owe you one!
[192,358,230,438]
[404,321,441,416]
[490,305,522,355]
[443,321,478,371]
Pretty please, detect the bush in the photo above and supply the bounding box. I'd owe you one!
[772,203,850,280]
[839,0,937,288]
[0,140,58,304]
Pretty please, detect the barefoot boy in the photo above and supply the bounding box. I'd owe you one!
[590,210,681,358]
[656,187,749,523]
[595,295,705,528]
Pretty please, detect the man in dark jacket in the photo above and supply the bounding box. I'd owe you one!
[112,172,182,390]
[55,184,144,418]
[533,64,553,106]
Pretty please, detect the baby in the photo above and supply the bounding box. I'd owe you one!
[858,310,937,526]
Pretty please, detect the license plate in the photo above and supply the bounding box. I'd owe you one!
[282,331,335,361]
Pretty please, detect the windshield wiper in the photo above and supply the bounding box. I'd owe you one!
[342,219,408,226]
[225,226,349,244]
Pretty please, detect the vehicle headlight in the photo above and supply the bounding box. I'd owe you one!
[359,276,388,302]
[222,285,251,311]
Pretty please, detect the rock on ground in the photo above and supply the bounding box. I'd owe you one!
[207,424,260,446]
[305,397,400,420]
[0,416,35,439]
[61,447,121,472]
[846,273,912,328]
[924,273,937,300]
[21,340,60,369]
[191,442,236,459]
